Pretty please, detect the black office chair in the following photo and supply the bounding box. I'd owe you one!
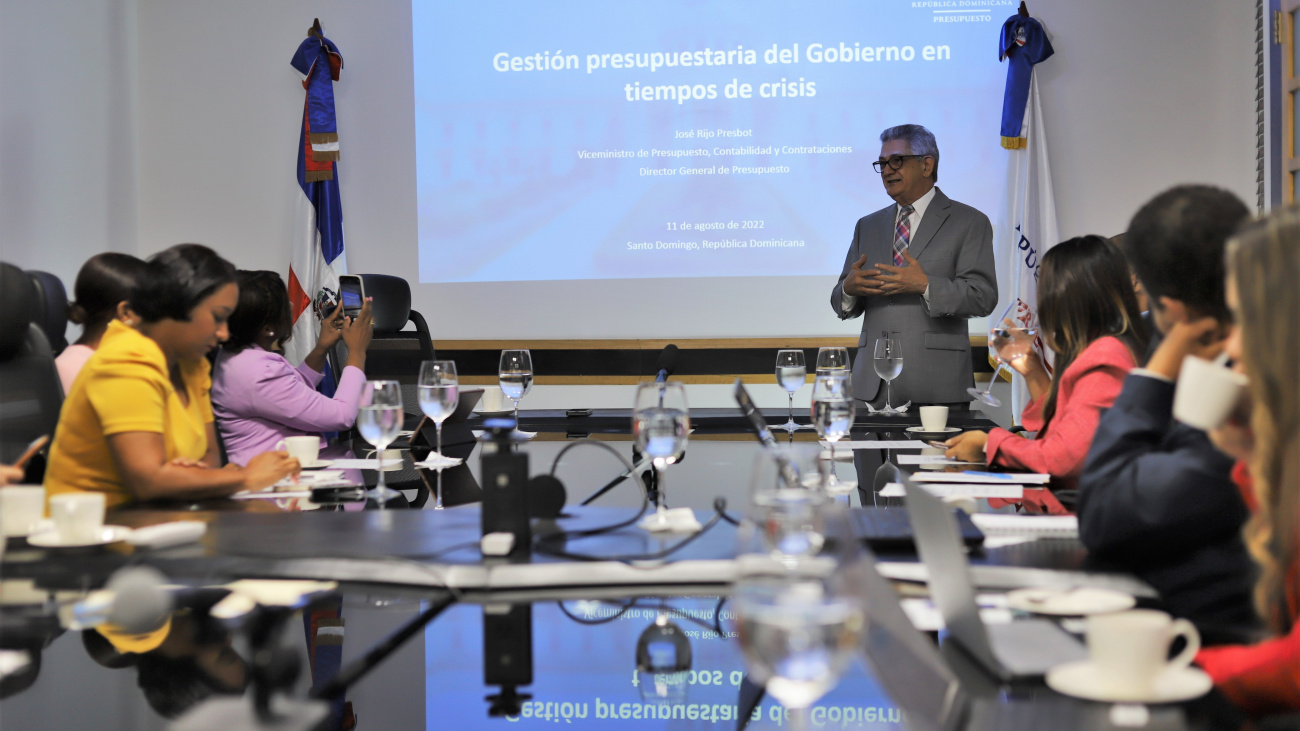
[0,263,63,481]
[331,274,435,387]
[26,270,69,357]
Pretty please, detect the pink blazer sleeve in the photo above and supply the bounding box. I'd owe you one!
[242,359,368,432]
[985,338,1134,481]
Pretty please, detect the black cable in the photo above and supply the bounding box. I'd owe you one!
[534,498,730,564]
[533,439,652,542]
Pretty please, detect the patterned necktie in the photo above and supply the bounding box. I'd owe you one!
[893,204,914,266]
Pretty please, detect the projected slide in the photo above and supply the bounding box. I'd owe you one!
[413,1,1009,284]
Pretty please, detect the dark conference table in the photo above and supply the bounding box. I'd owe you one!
[0,408,1251,730]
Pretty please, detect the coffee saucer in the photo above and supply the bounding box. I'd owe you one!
[1046,661,1212,703]
[474,409,513,417]
[27,525,133,549]
[905,426,962,441]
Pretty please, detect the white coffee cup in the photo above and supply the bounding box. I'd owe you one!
[480,386,507,412]
[0,486,46,537]
[920,405,949,432]
[1086,609,1200,695]
[1172,355,1249,431]
[276,436,321,468]
[48,493,107,544]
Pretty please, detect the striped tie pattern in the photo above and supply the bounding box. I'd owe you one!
[893,204,914,266]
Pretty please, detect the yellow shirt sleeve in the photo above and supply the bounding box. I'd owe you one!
[86,362,168,435]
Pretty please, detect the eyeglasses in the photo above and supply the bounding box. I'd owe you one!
[872,155,925,173]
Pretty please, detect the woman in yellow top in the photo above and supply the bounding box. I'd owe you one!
[45,244,299,507]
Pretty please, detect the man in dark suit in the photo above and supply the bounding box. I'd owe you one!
[1079,185,1256,642]
[830,124,997,408]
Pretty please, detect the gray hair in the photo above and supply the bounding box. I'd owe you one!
[880,124,939,182]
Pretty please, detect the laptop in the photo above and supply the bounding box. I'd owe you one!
[736,546,1098,731]
[904,479,1086,681]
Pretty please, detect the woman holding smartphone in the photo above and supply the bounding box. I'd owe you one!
[211,270,372,466]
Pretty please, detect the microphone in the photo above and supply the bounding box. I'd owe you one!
[70,566,173,635]
[655,344,679,383]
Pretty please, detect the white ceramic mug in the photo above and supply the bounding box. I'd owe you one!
[1172,355,1249,431]
[0,486,46,537]
[480,386,507,412]
[1086,609,1200,695]
[920,405,949,432]
[276,436,321,467]
[48,493,106,544]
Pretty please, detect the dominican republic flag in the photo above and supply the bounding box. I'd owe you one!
[286,23,346,369]
[997,13,1058,420]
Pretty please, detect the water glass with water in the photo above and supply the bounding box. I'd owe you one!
[632,381,689,520]
[499,349,534,435]
[358,380,404,504]
[418,360,458,509]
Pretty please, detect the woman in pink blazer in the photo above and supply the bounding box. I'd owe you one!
[211,271,373,466]
[945,235,1148,491]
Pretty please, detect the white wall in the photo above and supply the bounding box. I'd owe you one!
[2,0,1258,336]
[1034,0,1257,239]
[0,0,138,290]
[134,0,417,280]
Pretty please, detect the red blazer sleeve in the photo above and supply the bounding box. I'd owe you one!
[1198,625,1300,715]
[985,337,1134,482]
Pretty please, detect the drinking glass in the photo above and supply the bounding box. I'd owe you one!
[733,502,865,729]
[872,336,906,414]
[632,381,690,526]
[417,360,458,509]
[499,349,534,438]
[357,380,404,504]
[814,346,850,377]
[811,373,856,495]
[775,349,809,432]
[968,301,1040,408]
[749,444,832,561]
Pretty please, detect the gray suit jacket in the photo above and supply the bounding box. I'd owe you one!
[829,187,997,405]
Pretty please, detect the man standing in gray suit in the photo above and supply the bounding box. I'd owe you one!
[830,124,997,408]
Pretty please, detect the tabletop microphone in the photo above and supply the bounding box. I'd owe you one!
[655,344,679,383]
[69,566,174,635]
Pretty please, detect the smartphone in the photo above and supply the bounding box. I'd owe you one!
[310,486,366,504]
[338,275,365,319]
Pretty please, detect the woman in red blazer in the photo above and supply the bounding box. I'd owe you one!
[944,235,1148,491]
[1194,211,1300,716]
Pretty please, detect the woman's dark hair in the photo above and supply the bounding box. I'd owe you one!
[224,270,294,353]
[1037,235,1149,428]
[130,244,237,324]
[69,253,148,334]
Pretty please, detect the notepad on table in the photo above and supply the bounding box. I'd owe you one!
[909,471,1050,484]
[969,513,1079,539]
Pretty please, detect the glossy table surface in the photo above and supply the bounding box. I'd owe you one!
[0,409,1248,730]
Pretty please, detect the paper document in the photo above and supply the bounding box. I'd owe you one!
[820,440,929,450]
[909,471,1050,484]
[878,482,1023,499]
[231,490,313,500]
[896,454,982,465]
[328,458,404,470]
[970,513,1079,539]
[921,483,1024,499]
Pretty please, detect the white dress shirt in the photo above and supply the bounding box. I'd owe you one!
[842,185,937,311]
